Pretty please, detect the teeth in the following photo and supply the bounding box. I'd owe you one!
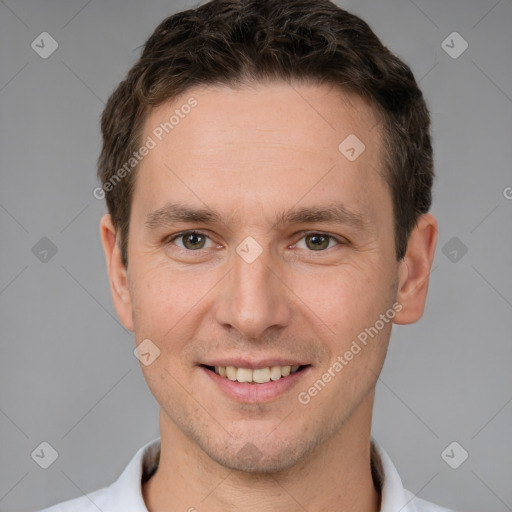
[211,364,302,384]
[236,368,253,383]
[270,366,282,381]
[226,366,237,381]
[253,367,270,383]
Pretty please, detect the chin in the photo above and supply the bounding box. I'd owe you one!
[200,434,318,475]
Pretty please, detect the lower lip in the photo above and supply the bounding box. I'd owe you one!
[200,366,311,403]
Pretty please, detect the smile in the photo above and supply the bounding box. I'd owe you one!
[203,364,307,384]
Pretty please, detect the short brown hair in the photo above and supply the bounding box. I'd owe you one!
[97,0,434,267]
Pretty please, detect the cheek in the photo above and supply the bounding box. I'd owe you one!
[129,261,203,343]
[290,262,389,339]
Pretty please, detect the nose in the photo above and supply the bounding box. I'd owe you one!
[214,246,292,341]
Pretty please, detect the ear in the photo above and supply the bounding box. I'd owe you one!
[394,212,438,325]
[99,214,134,331]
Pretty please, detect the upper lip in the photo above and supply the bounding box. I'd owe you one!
[200,358,308,369]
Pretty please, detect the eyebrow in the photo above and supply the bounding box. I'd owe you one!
[144,201,370,232]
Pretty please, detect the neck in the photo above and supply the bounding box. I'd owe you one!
[143,392,381,512]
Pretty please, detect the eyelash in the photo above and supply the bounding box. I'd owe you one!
[165,230,347,253]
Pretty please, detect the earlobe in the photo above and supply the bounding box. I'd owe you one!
[393,213,438,325]
[99,214,134,331]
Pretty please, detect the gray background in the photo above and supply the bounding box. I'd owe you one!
[1,0,511,511]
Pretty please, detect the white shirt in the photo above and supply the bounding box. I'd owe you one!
[37,437,455,512]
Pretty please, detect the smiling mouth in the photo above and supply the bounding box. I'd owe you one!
[201,364,309,384]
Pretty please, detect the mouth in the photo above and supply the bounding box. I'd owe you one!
[200,364,310,384]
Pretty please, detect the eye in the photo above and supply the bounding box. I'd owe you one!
[167,231,216,251]
[294,232,344,251]
[165,230,347,253]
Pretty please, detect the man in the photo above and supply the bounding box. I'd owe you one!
[38,0,454,510]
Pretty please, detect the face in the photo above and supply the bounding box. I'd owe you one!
[104,82,415,473]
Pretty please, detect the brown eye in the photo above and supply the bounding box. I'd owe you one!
[293,231,348,253]
[169,231,213,251]
[304,234,331,251]
[182,233,206,250]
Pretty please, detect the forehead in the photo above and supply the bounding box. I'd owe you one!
[142,81,381,159]
[132,81,390,233]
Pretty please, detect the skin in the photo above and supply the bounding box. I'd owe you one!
[100,81,438,512]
